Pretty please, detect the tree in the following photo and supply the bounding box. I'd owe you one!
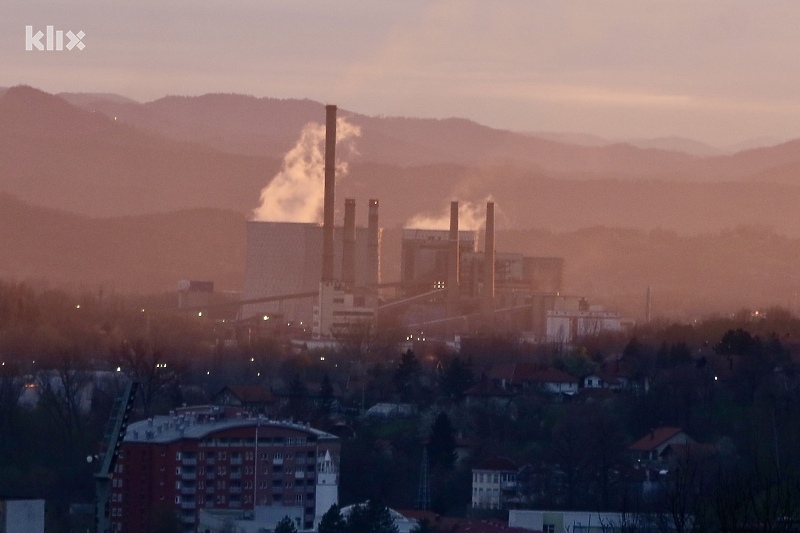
[394,349,421,402]
[35,349,92,453]
[274,515,298,533]
[116,339,181,417]
[437,357,473,402]
[318,504,347,533]
[428,412,457,471]
[319,373,335,417]
[344,500,399,533]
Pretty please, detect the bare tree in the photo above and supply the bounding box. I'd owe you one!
[35,349,92,452]
[116,339,182,417]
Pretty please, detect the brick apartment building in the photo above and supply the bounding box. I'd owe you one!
[109,405,339,532]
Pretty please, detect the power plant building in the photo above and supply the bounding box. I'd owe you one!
[240,221,380,325]
[400,229,477,296]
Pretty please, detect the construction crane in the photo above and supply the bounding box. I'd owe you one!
[93,380,138,533]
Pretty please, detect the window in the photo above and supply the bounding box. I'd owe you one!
[176,452,181,460]
[175,467,181,475]
[544,526,555,533]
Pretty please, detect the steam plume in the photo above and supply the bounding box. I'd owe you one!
[405,197,495,231]
[252,117,360,222]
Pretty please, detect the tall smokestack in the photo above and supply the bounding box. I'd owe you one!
[448,201,460,305]
[367,199,380,288]
[322,104,337,282]
[342,199,356,287]
[484,201,495,308]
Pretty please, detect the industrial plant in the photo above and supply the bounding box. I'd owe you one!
[238,105,622,348]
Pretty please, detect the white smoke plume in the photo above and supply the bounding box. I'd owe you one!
[405,197,496,231]
[252,117,360,222]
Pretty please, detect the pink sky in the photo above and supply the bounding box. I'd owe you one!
[3,1,800,147]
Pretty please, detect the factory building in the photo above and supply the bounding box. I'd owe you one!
[240,220,380,326]
[109,405,340,532]
[400,229,477,296]
[237,104,620,345]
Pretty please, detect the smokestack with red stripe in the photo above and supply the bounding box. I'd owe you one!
[322,104,337,283]
[342,198,356,287]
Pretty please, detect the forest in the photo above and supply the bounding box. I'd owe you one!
[2,281,800,531]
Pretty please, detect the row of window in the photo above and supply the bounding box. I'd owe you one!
[472,472,514,484]
[198,437,309,447]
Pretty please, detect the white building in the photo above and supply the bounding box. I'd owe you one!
[471,457,518,510]
[546,304,622,344]
[312,282,375,339]
[0,500,45,533]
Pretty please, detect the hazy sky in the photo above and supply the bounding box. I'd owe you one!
[4,1,800,147]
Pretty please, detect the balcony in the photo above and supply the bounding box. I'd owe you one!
[181,486,197,496]
[272,458,284,465]
[229,486,242,494]
[181,472,197,480]
[230,457,243,466]
[501,481,518,491]
[230,472,242,480]
[182,458,197,466]
[180,500,196,510]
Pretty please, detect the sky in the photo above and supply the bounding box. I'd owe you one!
[4,1,800,147]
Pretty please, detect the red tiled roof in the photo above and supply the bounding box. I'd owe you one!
[628,427,685,452]
[489,363,578,384]
[474,456,518,471]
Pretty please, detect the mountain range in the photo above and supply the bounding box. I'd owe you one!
[2,84,800,316]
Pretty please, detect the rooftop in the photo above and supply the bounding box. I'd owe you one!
[124,405,338,444]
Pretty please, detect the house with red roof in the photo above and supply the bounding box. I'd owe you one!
[489,363,579,397]
[628,427,695,463]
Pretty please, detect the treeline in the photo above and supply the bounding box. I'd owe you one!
[5,282,800,530]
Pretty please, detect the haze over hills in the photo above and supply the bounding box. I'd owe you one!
[4,85,800,315]
[3,85,800,228]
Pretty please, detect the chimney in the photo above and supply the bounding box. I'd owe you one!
[367,199,380,291]
[483,201,495,308]
[322,104,337,283]
[448,201,460,305]
[342,199,356,287]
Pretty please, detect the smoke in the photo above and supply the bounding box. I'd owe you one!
[252,117,360,222]
[405,197,495,231]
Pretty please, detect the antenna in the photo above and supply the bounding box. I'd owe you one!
[416,445,431,510]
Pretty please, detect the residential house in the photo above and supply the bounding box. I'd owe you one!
[464,375,515,409]
[472,457,519,510]
[628,427,695,464]
[490,363,579,397]
[212,385,275,416]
